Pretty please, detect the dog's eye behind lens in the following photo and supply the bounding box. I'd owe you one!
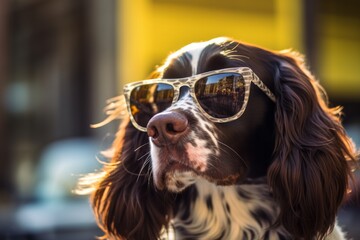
[195,73,245,118]
[130,83,174,128]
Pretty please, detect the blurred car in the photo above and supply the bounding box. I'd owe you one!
[0,138,104,240]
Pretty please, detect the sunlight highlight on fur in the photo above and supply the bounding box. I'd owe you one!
[91,95,128,128]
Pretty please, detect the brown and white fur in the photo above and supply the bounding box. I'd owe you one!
[82,37,358,240]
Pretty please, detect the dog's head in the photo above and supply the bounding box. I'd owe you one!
[86,37,357,240]
[140,38,278,192]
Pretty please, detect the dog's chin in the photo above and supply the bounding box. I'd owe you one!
[151,142,246,192]
[153,161,244,192]
[153,161,198,192]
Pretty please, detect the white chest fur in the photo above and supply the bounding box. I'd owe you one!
[165,179,346,240]
[171,179,289,240]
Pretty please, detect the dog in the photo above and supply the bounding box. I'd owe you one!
[82,37,358,239]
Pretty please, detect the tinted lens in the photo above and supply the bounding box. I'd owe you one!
[194,73,245,118]
[130,83,174,128]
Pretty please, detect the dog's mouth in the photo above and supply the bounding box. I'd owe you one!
[157,160,197,190]
[151,143,245,192]
[152,146,200,191]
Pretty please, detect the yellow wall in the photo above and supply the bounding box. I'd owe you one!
[116,0,303,85]
[319,16,360,98]
[116,0,359,99]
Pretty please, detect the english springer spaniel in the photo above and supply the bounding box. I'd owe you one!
[81,37,358,240]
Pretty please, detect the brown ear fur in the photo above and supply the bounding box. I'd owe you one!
[268,51,357,239]
[90,118,175,239]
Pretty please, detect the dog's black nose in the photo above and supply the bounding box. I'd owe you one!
[147,111,188,146]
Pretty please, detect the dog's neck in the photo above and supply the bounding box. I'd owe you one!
[170,178,291,240]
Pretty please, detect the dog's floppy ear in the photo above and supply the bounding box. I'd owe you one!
[268,51,357,239]
[77,85,175,239]
[88,118,174,239]
[78,70,175,239]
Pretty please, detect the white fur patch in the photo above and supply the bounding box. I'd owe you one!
[186,140,210,172]
[172,179,290,239]
[177,37,229,75]
[177,42,206,74]
[166,171,197,192]
[150,142,161,186]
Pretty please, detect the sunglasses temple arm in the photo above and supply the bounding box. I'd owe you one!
[252,76,276,102]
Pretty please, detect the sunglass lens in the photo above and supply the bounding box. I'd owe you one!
[195,73,245,118]
[130,83,174,128]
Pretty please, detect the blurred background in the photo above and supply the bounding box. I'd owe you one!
[0,0,359,239]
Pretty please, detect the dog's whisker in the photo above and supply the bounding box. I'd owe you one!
[144,155,155,189]
[137,157,151,182]
[121,162,143,176]
[146,155,153,175]
[137,151,151,161]
[120,153,151,177]
[204,159,217,170]
[134,142,150,152]
[138,156,150,173]
[218,141,248,168]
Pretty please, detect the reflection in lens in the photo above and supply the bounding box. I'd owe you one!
[130,83,174,128]
[195,73,245,118]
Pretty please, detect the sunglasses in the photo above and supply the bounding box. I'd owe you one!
[123,67,276,132]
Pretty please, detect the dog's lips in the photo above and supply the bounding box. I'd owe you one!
[155,158,196,189]
[152,144,199,190]
[151,140,248,190]
[150,137,165,148]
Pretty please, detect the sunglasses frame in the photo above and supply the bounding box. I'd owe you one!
[123,67,276,132]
